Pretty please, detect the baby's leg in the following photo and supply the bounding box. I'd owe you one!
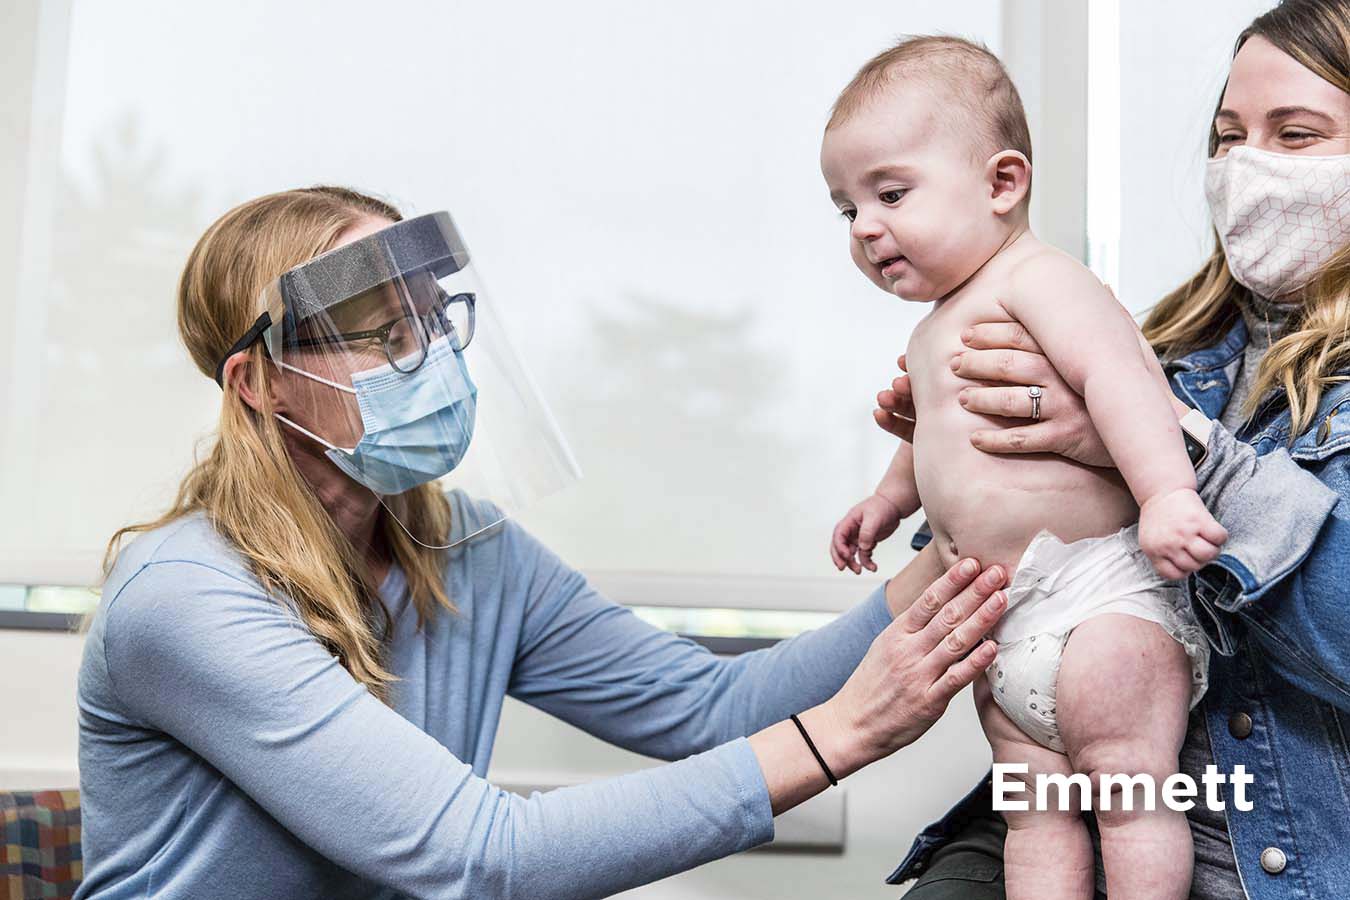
[975,678,1094,900]
[1058,614,1193,900]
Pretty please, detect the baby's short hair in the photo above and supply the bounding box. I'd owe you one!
[828,35,1033,199]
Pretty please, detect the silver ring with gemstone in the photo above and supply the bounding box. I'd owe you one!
[1028,385,1043,420]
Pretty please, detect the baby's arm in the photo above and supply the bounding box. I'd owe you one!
[999,252,1227,577]
[830,442,921,574]
[876,441,922,515]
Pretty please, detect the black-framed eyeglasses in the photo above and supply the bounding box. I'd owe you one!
[287,291,477,374]
[214,290,476,387]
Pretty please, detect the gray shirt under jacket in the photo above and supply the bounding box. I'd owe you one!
[76,492,893,899]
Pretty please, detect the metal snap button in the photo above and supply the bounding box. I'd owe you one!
[1260,847,1287,874]
[1229,711,1253,739]
[1318,403,1344,446]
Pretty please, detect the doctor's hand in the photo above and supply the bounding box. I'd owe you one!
[835,551,1006,758]
[753,548,1006,814]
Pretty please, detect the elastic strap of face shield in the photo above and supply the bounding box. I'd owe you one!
[214,311,273,388]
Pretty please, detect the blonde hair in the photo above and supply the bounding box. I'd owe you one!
[105,186,456,701]
[1143,0,1350,434]
[827,34,1034,203]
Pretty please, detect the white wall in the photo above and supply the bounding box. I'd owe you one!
[0,630,82,789]
[1115,0,1276,314]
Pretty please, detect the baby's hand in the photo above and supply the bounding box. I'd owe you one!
[1137,488,1228,580]
[830,494,905,574]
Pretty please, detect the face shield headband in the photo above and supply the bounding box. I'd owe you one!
[213,212,471,387]
[209,209,580,549]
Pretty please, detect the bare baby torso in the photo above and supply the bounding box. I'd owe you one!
[906,246,1139,576]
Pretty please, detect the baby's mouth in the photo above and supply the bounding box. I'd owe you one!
[879,255,908,277]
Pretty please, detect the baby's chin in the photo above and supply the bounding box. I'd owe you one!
[889,279,942,303]
[861,264,940,302]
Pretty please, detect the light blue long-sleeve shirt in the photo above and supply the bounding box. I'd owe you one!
[75,493,892,899]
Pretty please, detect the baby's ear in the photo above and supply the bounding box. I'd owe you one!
[985,150,1031,216]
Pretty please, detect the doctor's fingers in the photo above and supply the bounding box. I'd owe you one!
[921,585,1006,669]
[925,636,999,709]
[903,561,1007,646]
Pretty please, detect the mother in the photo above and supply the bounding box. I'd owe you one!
[73,186,1014,899]
[884,2,1350,897]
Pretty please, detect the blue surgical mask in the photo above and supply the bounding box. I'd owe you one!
[276,337,478,495]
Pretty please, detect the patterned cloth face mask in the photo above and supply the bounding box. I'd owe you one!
[1204,145,1350,299]
[276,336,478,495]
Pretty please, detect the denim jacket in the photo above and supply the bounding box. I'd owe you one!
[889,318,1350,899]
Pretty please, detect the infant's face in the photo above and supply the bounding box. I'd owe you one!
[821,84,1001,302]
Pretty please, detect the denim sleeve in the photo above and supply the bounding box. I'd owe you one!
[1191,424,1350,709]
[509,519,893,756]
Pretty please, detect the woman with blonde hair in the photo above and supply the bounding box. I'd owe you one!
[75,184,1015,899]
[882,1,1350,897]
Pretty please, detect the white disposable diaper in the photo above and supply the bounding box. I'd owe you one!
[986,525,1210,752]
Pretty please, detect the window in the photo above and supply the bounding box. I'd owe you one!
[7,0,1014,622]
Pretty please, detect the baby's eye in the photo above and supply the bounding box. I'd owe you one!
[879,189,907,204]
[838,208,857,222]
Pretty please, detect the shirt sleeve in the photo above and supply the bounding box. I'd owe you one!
[1192,424,1350,710]
[101,559,775,900]
[506,520,893,758]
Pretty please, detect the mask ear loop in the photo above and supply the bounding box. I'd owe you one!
[270,360,360,453]
[377,493,500,551]
[274,334,491,551]
[275,360,357,394]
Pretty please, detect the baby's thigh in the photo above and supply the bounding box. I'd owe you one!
[974,680,1081,813]
[1056,614,1191,777]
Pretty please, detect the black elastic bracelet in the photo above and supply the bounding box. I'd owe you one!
[790,713,838,787]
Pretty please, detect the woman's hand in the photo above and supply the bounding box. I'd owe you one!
[876,326,1115,467]
[873,354,918,442]
[828,554,1005,758]
[752,552,1006,813]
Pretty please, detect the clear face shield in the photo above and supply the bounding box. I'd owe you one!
[215,212,580,547]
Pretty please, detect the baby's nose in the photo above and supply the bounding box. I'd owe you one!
[850,213,886,242]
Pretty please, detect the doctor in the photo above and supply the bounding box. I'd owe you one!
[75,186,1008,899]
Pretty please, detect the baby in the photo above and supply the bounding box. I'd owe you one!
[820,37,1226,900]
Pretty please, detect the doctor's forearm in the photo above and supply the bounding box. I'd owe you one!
[748,703,867,815]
